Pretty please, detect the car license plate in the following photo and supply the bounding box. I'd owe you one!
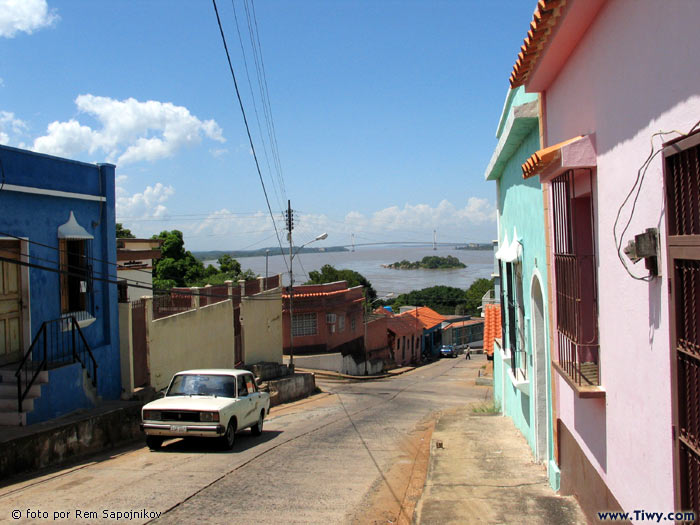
[170,425,187,433]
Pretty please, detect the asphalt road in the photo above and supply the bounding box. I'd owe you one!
[0,355,491,525]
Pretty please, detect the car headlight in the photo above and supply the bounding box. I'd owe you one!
[200,411,220,422]
[143,410,161,421]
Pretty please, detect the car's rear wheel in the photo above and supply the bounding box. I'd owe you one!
[222,419,236,450]
[146,436,163,451]
[251,410,264,436]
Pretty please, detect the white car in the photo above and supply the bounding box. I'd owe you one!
[141,369,270,450]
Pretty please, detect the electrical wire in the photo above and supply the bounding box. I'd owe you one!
[211,0,289,274]
[613,119,700,282]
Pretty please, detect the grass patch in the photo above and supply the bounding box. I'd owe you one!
[470,400,501,414]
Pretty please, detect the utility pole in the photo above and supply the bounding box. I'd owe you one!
[285,200,295,370]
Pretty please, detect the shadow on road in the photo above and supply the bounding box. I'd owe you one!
[156,429,283,454]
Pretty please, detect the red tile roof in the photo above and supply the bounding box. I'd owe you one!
[509,0,567,88]
[521,135,583,178]
[386,316,418,337]
[398,307,445,330]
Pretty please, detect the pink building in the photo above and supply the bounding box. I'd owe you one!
[511,0,700,520]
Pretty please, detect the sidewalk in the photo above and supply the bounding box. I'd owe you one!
[414,407,587,524]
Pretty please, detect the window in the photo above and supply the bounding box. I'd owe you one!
[237,376,248,397]
[351,316,356,332]
[551,169,599,386]
[59,239,91,314]
[292,313,317,336]
[338,315,345,332]
[326,313,336,324]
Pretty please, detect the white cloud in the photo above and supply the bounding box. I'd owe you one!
[115,175,175,220]
[0,0,58,38]
[31,94,225,164]
[0,110,28,144]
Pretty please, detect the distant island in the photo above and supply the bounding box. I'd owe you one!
[383,255,466,270]
[193,245,349,260]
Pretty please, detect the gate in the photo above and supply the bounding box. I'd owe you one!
[664,130,700,517]
[234,305,242,366]
[131,299,149,387]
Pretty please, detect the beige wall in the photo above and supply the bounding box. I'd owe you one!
[148,299,235,391]
[241,287,282,364]
[118,302,135,398]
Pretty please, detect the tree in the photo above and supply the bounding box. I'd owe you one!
[390,285,466,315]
[306,264,377,301]
[464,278,495,316]
[116,223,135,238]
[217,254,241,275]
[151,230,204,289]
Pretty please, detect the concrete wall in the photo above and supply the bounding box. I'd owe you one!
[241,287,282,364]
[118,269,153,303]
[538,0,700,512]
[268,373,316,407]
[286,352,384,376]
[147,298,235,391]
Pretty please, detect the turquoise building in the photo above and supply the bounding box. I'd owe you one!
[484,86,559,489]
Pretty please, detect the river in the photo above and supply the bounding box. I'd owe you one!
[206,245,495,296]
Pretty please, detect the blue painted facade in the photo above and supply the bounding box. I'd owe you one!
[484,87,559,489]
[0,145,120,424]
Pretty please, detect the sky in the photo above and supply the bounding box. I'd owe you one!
[0,0,536,251]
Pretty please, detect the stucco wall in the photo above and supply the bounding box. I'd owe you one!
[536,0,700,511]
[241,287,283,364]
[490,87,554,485]
[148,300,235,391]
[0,146,121,423]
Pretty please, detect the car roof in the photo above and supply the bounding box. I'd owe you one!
[174,369,251,377]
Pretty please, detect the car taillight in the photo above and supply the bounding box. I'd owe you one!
[143,410,161,420]
[200,412,220,422]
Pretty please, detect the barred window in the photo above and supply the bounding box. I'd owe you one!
[338,315,345,332]
[292,313,317,336]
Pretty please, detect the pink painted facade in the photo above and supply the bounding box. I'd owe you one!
[518,0,700,517]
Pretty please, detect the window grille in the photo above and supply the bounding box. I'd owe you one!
[292,313,317,337]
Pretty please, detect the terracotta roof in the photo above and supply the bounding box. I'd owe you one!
[509,0,567,88]
[521,135,583,178]
[398,307,445,330]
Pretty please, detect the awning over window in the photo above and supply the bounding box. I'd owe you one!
[521,134,596,180]
[495,232,522,263]
[57,211,94,240]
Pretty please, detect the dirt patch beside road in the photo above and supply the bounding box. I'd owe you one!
[351,416,436,525]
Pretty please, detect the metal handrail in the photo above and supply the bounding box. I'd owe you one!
[15,316,98,413]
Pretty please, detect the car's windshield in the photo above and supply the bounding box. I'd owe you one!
[166,374,236,397]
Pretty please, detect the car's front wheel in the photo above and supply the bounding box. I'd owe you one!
[251,410,264,436]
[222,419,236,450]
[146,436,163,451]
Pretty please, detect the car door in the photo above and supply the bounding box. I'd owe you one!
[237,374,256,428]
[244,373,263,424]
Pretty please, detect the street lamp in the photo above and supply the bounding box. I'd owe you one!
[288,232,328,371]
[364,293,394,375]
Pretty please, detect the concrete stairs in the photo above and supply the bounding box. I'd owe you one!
[0,366,48,426]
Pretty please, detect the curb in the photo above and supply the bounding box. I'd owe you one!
[296,366,417,381]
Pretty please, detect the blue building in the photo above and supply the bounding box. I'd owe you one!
[0,145,120,425]
[484,87,559,489]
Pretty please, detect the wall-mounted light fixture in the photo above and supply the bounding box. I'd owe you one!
[623,227,660,277]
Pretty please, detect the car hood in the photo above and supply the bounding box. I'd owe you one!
[143,396,236,412]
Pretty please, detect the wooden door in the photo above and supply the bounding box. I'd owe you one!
[0,240,23,364]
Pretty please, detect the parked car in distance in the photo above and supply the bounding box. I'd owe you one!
[440,345,457,358]
[141,369,270,451]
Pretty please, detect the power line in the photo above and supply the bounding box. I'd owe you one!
[212,0,289,274]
